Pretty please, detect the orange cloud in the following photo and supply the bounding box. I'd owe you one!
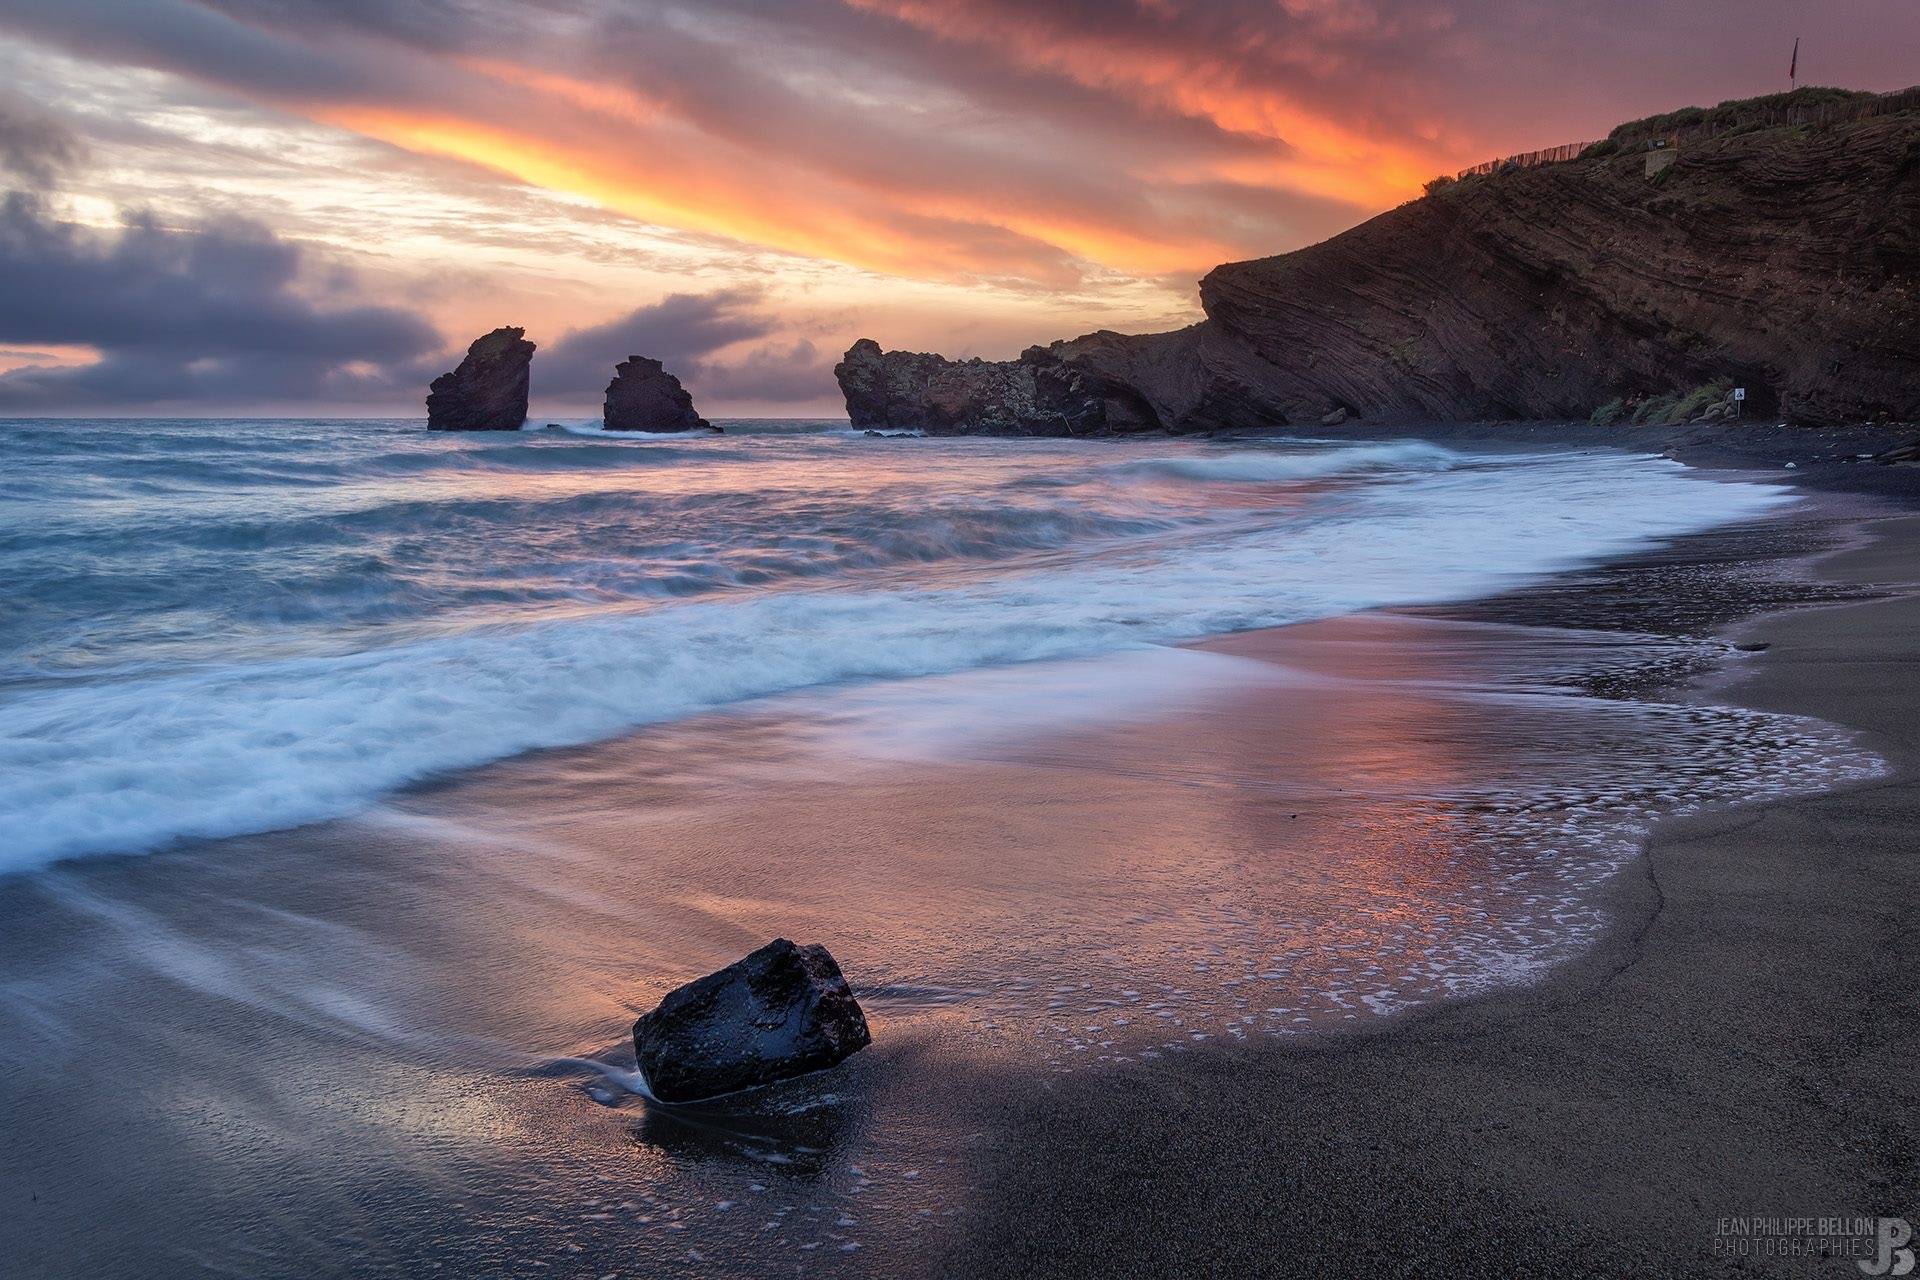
[456,58,666,128]
[845,0,1447,206]
[317,106,1016,281]
[323,59,1242,283]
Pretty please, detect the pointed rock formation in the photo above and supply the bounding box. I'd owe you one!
[603,356,718,432]
[426,327,535,431]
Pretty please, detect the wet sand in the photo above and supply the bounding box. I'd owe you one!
[944,510,1920,1278]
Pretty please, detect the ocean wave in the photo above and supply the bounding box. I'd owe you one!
[53,439,729,492]
[0,489,1193,680]
[0,448,1793,870]
[6,489,1179,576]
[1110,440,1464,484]
[319,440,727,479]
[528,421,722,441]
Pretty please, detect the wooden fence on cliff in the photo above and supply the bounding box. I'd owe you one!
[1452,84,1920,182]
[1454,140,1601,180]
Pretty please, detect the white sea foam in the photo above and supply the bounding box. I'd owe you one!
[528,420,718,439]
[1110,439,1460,483]
[799,646,1299,760]
[0,438,1796,871]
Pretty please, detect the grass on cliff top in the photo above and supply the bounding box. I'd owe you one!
[1607,86,1876,143]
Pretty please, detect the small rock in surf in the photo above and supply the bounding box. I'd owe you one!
[633,939,871,1103]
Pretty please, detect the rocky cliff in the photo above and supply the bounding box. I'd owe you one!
[427,327,535,431]
[841,89,1920,433]
[604,356,715,432]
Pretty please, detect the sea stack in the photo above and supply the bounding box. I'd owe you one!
[426,327,536,431]
[604,356,718,432]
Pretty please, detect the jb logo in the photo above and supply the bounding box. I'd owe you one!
[1860,1218,1915,1277]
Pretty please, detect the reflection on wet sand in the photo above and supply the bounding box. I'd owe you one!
[0,613,1878,1276]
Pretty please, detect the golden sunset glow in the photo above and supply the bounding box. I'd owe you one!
[318,108,953,278]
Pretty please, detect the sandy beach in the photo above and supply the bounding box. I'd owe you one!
[944,502,1920,1278]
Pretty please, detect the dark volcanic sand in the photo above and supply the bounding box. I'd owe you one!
[1264,416,1920,503]
[942,508,1920,1279]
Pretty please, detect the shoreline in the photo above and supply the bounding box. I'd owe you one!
[940,497,1920,1276]
[1243,416,1920,503]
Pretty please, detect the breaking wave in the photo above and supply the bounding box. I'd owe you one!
[0,420,1796,870]
[1110,440,1461,484]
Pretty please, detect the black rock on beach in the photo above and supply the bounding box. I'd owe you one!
[604,356,718,432]
[426,327,536,431]
[633,940,871,1103]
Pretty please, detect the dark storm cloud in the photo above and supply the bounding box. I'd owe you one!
[0,157,442,408]
[0,93,448,412]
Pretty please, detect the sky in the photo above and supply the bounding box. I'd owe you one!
[0,0,1913,418]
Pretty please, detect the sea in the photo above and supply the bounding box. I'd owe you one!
[0,416,1828,869]
[0,417,1882,1275]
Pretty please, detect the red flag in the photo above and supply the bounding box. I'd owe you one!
[1790,36,1799,83]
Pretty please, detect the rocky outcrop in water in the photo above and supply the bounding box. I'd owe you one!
[426,327,535,431]
[632,940,871,1103]
[839,89,1920,432]
[836,338,1135,435]
[604,356,716,432]
[833,323,1324,436]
